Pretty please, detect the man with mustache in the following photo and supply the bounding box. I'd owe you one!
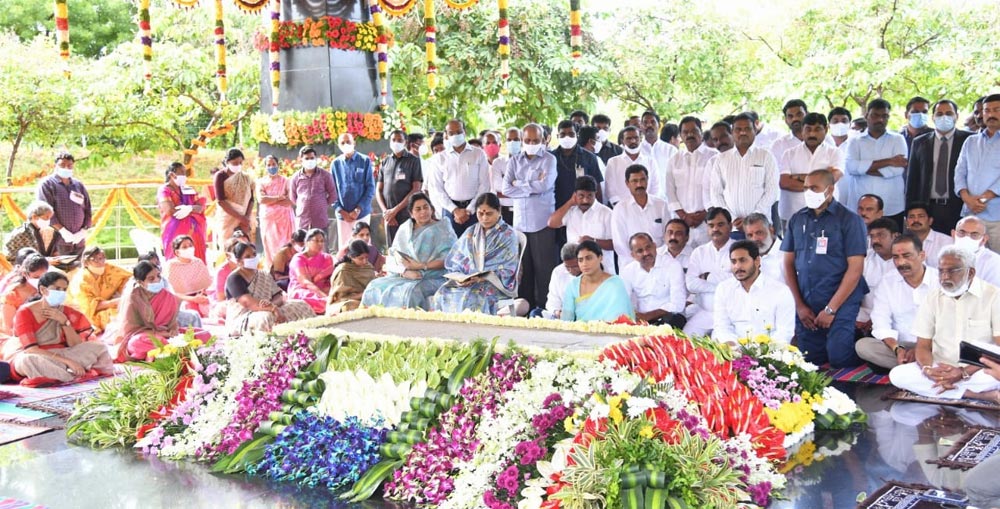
[712,239,794,346]
[858,218,900,339]
[664,116,718,249]
[611,165,670,262]
[778,112,846,227]
[769,99,811,163]
[659,218,693,272]
[548,176,614,271]
[683,207,734,336]
[708,112,779,232]
[951,215,1000,288]
[905,99,972,235]
[956,94,1000,254]
[621,232,686,329]
[743,213,784,283]
[845,99,908,229]
[900,96,934,154]
[709,121,735,154]
[904,203,953,268]
[889,245,1000,401]
[605,126,660,208]
[856,234,938,370]
[638,110,677,199]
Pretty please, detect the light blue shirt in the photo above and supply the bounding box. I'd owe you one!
[955,130,1000,221]
[844,130,907,215]
[501,150,557,233]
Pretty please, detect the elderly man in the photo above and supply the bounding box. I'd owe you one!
[904,202,952,268]
[743,212,784,283]
[713,240,795,345]
[621,232,686,329]
[548,176,614,270]
[857,194,885,226]
[331,133,376,251]
[610,164,670,261]
[684,207,734,336]
[36,152,91,257]
[660,218,693,271]
[428,119,491,236]
[503,123,559,310]
[952,215,1000,288]
[537,243,581,319]
[856,234,939,369]
[888,245,1000,400]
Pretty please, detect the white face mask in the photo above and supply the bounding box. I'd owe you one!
[242,256,259,269]
[228,164,242,173]
[592,141,603,154]
[558,136,577,150]
[174,175,187,187]
[390,141,407,154]
[418,144,429,156]
[623,144,641,155]
[941,275,971,298]
[34,218,51,229]
[803,188,828,209]
[56,168,73,179]
[178,247,196,259]
[507,141,522,156]
[523,142,544,156]
[449,133,467,148]
[934,114,956,132]
[26,277,40,289]
[596,129,609,143]
[301,159,318,170]
[829,122,850,137]
[954,235,983,255]
[339,144,355,155]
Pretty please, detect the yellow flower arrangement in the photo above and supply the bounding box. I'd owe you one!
[765,399,815,435]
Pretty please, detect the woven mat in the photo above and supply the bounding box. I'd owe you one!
[0,375,110,405]
[827,365,891,385]
[0,390,17,401]
[857,480,964,508]
[0,421,53,447]
[927,427,1000,471]
[16,390,96,419]
[883,389,1000,411]
[0,403,53,425]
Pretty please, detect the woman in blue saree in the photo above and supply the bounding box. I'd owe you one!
[562,240,634,322]
[361,193,456,310]
[432,193,519,315]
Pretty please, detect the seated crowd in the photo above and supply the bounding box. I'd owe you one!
[2,94,1000,403]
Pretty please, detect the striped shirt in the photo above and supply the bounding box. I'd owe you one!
[665,144,719,213]
[708,146,779,219]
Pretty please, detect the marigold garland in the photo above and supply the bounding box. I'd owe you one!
[138,0,153,89]
[253,16,380,53]
[569,0,581,77]
[370,1,389,109]
[423,0,437,98]
[214,0,228,103]
[54,0,70,78]
[231,0,268,12]
[444,0,479,9]
[497,0,510,90]
[378,0,418,17]
[268,0,280,108]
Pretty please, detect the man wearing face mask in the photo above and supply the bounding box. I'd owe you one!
[488,129,518,225]
[290,146,338,236]
[905,99,972,235]
[377,130,423,245]
[845,99,908,229]
[552,120,603,210]
[502,123,559,310]
[828,107,853,149]
[782,169,868,368]
[951,215,1000,288]
[591,114,623,165]
[331,133,376,252]
[956,94,1000,253]
[606,126,659,207]
[36,152,91,258]
[900,96,934,154]
[428,119,491,236]
[888,245,1000,401]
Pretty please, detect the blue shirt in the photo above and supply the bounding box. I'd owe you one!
[844,130,907,215]
[955,129,1000,221]
[502,151,557,233]
[551,146,603,209]
[331,152,375,217]
[780,199,868,303]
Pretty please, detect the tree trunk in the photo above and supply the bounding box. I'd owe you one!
[6,118,28,186]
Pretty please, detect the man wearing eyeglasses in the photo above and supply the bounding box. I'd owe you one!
[951,215,1000,288]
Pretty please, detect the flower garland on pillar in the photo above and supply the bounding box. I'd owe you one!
[214,0,228,103]
[444,0,478,8]
[370,1,389,110]
[379,0,417,16]
[424,0,437,99]
[498,0,510,92]
[54,0,70,77]
[268,0,280,108]
[569,0,581,77]
[139,0,153,91]
[232,0,268,11]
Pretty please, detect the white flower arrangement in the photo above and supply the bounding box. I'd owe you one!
[316,369,427,428]
[812,386,859,416]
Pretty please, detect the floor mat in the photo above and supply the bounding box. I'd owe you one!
[927,427,1000,471]
[884,389,1000,411]
[0,375,110,404]
[0,391,17,401]
[857,480,964,508]
[16,390,97,419]
[826,365,891,385]
[0,421,53,447]
[0,403,53,424]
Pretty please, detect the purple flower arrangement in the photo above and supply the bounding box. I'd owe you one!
[209,333,316,457]
[247,412,386,492]
[732,356,798,409]
[484,392,572,509]
[385,352,533,505]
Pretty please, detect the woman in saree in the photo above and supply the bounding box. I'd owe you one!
[335,222,386,273]
[0,252,49,335]
[158,162,208,262]
[213,148,256,247]
[327,240,377,314]
[117,261,209,361]
[361,192,456,310]
[287,229,335,314]
[225,242,315,336]
[3,271,113,384]
[162,235,212,317]
[68,246,131,334]
[432,193,519,315]
[271,229,306,292]
[256,155,295,267]
[562,240,634,322]
[4,201,57,263]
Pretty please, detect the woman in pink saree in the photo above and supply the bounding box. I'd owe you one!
[287,228,335,314]
[117,261,208,361]
[256,155,295,267]
[158,162,208,262]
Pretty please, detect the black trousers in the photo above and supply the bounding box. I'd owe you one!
[518,228,559,310]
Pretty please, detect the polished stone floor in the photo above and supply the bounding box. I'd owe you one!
[0,383,996,509]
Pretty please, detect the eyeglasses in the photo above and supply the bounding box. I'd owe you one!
[939,267,968,276]
[957,231,984,240]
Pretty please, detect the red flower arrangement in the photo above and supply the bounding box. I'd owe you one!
[252,16,382,53]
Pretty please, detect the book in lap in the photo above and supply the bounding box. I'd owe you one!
[444,271,490,283]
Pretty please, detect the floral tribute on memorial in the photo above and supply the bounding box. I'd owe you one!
[67,308,865,508]
[249,108,390,147]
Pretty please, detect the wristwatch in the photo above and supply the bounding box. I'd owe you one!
[823,306,836,315]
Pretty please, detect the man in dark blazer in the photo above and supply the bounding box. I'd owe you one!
[905,99,973,234]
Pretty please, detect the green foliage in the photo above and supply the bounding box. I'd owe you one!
[0,0,135,58]
[66,368,178,449]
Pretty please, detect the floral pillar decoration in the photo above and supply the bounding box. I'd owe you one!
[370,1,389,110]
[214,0,228,103]
[569,0,581,77]
[139,0,153,91]
[54,0,70,77]
[268,0,280,108]
[498,0,510,93]
[423,0,437,99]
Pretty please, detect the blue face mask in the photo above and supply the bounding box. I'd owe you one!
[507,141,522,156]
[146,281,165,294]
[934,114,956,132]
[45,289,67,307]
[909,112,929,129]
[267,166,279,175]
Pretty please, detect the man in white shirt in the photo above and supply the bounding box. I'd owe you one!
[743,212,784,284]
[489,128,520,225]
[684,208,734,336]
[858,218,900,337]
[660,218,693,272]
[538,242,581,319]
[904,202,952,268]
[428,119,491,236]
[769,99,809,164]
[502,124,559,310]
[844,99,908,226]
[709,112,779,231]
[548,175,614,270]
[709,121,735,154]
[665,116,718,248]
[749,111,781,151]
[856,234,939,369]
[778,113,847,225]
[605,126,660,207]
[713,239,795,345]
[621,232,687,329]
[639,110,677,198]
[857,194,885,226]
[611,164,671,261]
[889,245,1000,400]
[952,215,1000,288]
